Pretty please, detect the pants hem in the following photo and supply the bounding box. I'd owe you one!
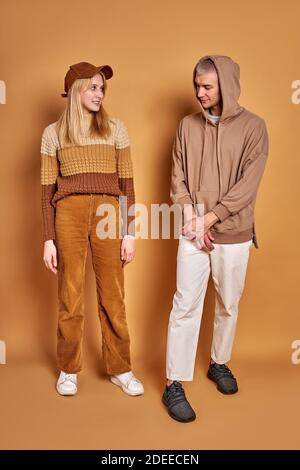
[167,375,194,382]
[107,367,132,376]
[211,355,231,365]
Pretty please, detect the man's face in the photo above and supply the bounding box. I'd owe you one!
[194,71,221,110]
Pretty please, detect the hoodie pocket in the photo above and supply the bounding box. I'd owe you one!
[192,190,219,215]
[193,190,255,234]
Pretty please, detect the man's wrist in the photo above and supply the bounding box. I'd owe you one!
[123,235,135,240]
[183,205,196,222]
[205,211,219,228]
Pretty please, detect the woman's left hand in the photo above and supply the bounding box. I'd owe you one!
[121,237,136,267]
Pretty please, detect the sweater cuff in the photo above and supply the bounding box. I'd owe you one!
[211,203,231,222]
[42,222,56,242]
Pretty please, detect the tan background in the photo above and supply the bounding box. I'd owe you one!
[0,0,299,450]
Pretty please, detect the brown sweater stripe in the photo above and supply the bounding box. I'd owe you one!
[51,172,129,205]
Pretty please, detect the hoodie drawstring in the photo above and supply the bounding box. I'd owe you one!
[199,116,208,189]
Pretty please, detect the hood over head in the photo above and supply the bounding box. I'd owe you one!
[193,55,243,123]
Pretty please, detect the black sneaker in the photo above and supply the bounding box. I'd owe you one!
[162,381,196,423]
[207,363,238,394]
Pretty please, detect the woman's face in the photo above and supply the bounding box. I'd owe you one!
[81,73,104,113]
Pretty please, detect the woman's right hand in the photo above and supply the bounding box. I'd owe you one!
[43,240,58,274]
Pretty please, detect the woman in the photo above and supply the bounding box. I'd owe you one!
[41,61,143,397]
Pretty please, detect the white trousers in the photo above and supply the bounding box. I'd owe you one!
[166,237,253,381]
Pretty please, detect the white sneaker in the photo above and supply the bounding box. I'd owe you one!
[56,371,77,396]
[110,371,144,396]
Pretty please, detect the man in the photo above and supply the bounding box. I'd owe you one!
[162,55,269,422]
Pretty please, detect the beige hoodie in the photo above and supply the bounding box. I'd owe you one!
[171,55,269,248]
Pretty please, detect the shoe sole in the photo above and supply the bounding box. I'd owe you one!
[56,385,77,396]
[162,395,196,423]
[110,376,144,396]
[207,373,238,395]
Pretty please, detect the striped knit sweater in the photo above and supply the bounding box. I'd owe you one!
[40,115,135,242]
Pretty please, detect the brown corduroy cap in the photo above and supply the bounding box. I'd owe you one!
[61,62,113,97]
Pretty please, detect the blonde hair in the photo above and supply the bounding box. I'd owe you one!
[56,73,111,147]
[195,58,216,76]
